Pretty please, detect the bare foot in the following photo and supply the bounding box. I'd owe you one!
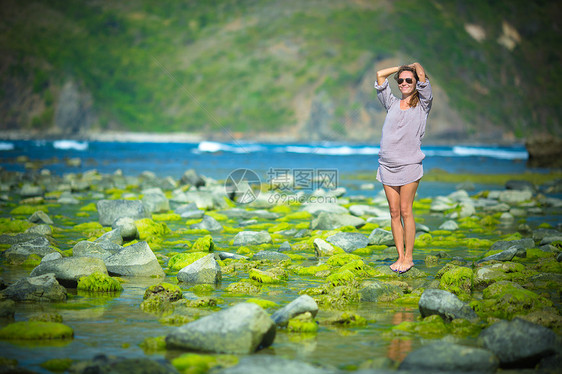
[398,261,414,273]
[390,260,400,272]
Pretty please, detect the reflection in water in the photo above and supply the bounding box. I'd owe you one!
[387,310,414,362]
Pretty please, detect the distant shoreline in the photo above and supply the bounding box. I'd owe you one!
[0,130,526,147]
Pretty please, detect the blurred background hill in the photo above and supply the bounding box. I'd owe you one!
[0,0,560,143]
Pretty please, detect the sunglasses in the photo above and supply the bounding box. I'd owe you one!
[397,78,413,84]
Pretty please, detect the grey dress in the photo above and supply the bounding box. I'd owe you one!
[374,78,433,186]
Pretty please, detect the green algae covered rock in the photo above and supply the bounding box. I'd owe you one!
[168,252,208,272]
[139,336,167,353]
[171,353,238,374]
[322,311,367,327]
[472,281,553,320]
[224,281,261,296]
[77,272,123,292]
[326,253,362,267]
[0,218,34,234]
[249,268,288,284]
[143,282,182,302]
[192,235,215,252]
[40,358,73,372]
[0,321,73,340]
[135,218,171,241]
[294,263,331,276]
[392,315,448,339]
[288,312,318,333]
[440,266,473,298]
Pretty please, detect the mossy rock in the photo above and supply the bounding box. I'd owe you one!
[143,282,182,302]
[21,253,42,268]
[79,203,98,212]
[526,248,556,259]
[77,272,123,293]
[190,284,215,295]
[294,264,331,276]
[0,218,35,234]
[0,321,73,340]
[533,258,562,273]
[10,205,48,215]
[338,259,375,278]
[440,266,473,297]
[318,285,361,308]
[268,222,291,233]
[414,233,433,247]
[392,315,448,339]
[224,281,261,295]
[288,312,318,333]
[449,318,482,338]
[322,311,367,327]
[278,211,313,221]
[326,253,362,267]
[249,268,287,284]
[29,313,63,323]
[246,298,279,309]
[392,293,422,306]
[152,213,182,221]
[326,269,356,287]
[159,314,195,326]
[436,263,459,279]
[192,235,215,252]
[471,281,553,320]
[171,353,238,374]
[135,218,171,241]
[168,252,208,272]
[40,358,73,372]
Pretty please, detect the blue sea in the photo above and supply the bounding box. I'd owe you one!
[0,139,539,198]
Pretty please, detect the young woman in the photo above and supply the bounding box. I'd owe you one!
[374,62,433,273]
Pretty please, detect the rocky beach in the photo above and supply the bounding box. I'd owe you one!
[0,160,561,373]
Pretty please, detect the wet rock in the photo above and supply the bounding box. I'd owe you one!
[95,229,123,246]
[250,210,280,220]
[26,224,52,236]
[499,190,532,204]
[439,220,459,230]
[399,341,499,372]
[478,318,557,368]
[104,241,165,277]
[3,237,58,263]
[533,228,561,242]
[68,354,180,374]
[216,252,247,261]
[0,232,46,246]
[97,199,150,226]
[28,210,53,225]
[419,288,478,321]
[166,302,275,354]
[540,234,562,245]
[40,252,63,263]
[491,238,534,254]
[360,281,403,302]
[271,295,318,327]
[484,202,511,212]
[278,241,292,252]
[368,228,394,246]
[0,299,15,319]
[141,188,170,213]
[313,238,335,257]
[0,273,67,302]
[476,246,518,264]
[73,240,119,260]
[30,257,108,287]
[311,212,365,230]
[217,356,335,374]
[326,232,369,253]
[430,196,456,212]
[190,215,223,233]
[232,231,272,246]
[176,203,205,219]
[111,217,139,241]
[183,190,226,210]
[180,168,206,188]
[57,191,80,204]
[416,223,430,233]
[177,254,221,284]
[252,250,290,262]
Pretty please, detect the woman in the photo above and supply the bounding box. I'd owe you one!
[374,62,432,273]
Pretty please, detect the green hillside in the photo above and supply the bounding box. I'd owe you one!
[0,0,560,142]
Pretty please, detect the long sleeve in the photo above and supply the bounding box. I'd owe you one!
[374,79,398,112]
[416,79,433,113]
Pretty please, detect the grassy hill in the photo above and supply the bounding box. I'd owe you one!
[0,0,560,142]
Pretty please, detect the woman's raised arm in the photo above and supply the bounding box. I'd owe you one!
[376,66,400,86]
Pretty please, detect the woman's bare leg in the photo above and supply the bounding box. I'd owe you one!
[383,180,419,272]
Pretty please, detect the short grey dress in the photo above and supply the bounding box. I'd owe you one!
[374,78,433,186]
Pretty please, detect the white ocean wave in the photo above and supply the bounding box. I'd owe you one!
[0,142,14,151]
[53,140,89,151]
[452,146,528,160]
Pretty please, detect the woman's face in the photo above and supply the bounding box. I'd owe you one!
[398,71,416,97]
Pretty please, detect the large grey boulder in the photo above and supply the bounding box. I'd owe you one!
[73,240,120,260]
[30,257,108,286]
[96,199,150,226]
[104,241,165,277]
[310,212,365,230]
[95,229,123,246]
[399,341,499,372]
[270,295,318,327]
[233,231,272,246]
[3,237,58,263]
[478,318,557,368]
[360,281,404,302]
[419,288,478,321]
[190,215,223,233]
[111,217,139,241]
[177,254,221,284]
[0,273,67,302]
[166,302,276,354]
[368,228,394,246]
[326,232,369,253]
